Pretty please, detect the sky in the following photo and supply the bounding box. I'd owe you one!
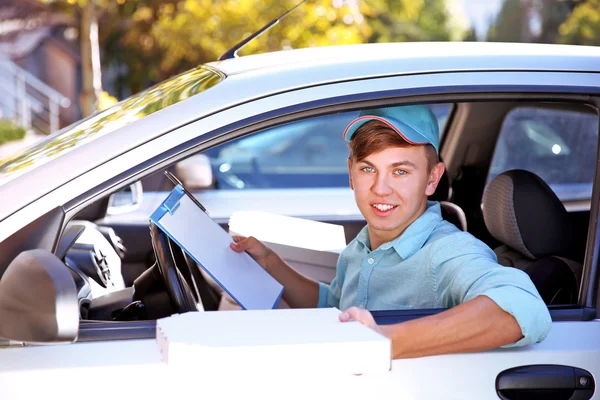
[460,0,504,37]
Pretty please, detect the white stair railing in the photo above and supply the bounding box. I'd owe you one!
[0,59,71,135]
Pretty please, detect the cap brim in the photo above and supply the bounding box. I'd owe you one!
[344,115,432,148]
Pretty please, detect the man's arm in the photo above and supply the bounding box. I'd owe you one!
[230,236,319,308]
[341,295,522,359]
[432,235,552,348]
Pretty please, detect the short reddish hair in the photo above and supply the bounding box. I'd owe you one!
[348,120,439,171]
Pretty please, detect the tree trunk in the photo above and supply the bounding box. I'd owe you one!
[79,0,103,117]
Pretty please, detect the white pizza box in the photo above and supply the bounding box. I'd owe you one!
[228,210,345,270]
[156,308,391,375]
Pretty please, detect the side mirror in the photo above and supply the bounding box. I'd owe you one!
[107,181,143,215]
[0,249,79,343]
[176,154,214,190]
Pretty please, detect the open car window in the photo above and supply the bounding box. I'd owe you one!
[200,104,452,190]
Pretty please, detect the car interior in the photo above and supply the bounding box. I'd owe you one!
[0,96,597,341]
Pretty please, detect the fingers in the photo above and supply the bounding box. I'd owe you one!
[229,235,260,253]
[339,309,353,322]
[231,235,246,243]
[339,307,384,336]
[229,235,247,252]
[339,307,375,326]
[339,306,360,322]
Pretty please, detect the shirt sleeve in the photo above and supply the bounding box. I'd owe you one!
[432,233,552,347]
[316,254,348,309]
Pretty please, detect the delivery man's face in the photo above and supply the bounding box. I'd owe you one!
[349,145,444,243]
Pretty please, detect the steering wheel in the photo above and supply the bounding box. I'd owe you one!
[149,222,221,314]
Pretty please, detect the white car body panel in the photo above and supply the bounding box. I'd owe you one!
[211,42,600,76]
[1,321,599,399]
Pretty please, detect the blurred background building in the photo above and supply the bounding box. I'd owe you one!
[0,0,79,137]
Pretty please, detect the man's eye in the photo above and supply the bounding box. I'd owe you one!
[394,169,407,175]
[361,167,374,173]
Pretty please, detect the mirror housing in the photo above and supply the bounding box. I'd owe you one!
[107,181,143,215]
[0,249,79,343]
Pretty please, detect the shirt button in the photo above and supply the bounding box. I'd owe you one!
[367,258,375,265]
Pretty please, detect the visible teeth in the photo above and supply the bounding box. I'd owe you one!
[373,204,394,211]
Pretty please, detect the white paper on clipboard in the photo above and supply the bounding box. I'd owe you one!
[149,186,283,310]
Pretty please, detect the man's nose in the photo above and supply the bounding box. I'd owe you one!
[371,173,393,197]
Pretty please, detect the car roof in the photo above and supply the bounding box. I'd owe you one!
[209,42,600,76]
[2,42,600,224]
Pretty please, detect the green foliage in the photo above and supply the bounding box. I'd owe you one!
[0,120,26,146]
[149,0,370,72]
[558,0,600,46]
[41,0,464,96]
[462,27,477,42]
[100,0,182,94]
[148,0,458,71]
[364,0,456,43]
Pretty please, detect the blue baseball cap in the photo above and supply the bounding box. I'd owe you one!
[343,105,440,154]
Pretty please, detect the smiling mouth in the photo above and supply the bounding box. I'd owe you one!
[371,203,398,212]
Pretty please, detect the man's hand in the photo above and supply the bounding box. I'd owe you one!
[230,235,320,309]
[339,307,385,336]
[230,235,273,272]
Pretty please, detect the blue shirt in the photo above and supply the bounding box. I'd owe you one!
[317,201,551,347]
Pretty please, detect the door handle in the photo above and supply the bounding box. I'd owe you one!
[496,365,594,400]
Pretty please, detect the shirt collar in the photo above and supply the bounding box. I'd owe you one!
[357,201,443,259]
[355,224,372,251]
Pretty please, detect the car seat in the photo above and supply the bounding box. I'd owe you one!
[482,169,581,305]
[430,169,468,232]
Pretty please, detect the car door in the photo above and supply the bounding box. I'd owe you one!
[68,68,600,398]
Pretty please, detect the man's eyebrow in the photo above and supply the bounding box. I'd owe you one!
[357,159,418,169]
[390,160,418,168]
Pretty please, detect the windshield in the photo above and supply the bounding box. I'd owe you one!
[0,66,224,187]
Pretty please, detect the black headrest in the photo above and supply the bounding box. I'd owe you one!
[482,170,573,259]
[429,168,450,201]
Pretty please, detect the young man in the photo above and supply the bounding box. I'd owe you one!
[231,105,551,359]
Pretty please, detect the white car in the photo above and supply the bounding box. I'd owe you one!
[1,42,600,399]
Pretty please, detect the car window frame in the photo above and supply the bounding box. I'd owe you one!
[582,96,600,317]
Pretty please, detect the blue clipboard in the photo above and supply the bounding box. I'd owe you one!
[150,185,283,310]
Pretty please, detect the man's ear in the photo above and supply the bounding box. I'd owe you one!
[347,158,354,190]
[425,162,445,196]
